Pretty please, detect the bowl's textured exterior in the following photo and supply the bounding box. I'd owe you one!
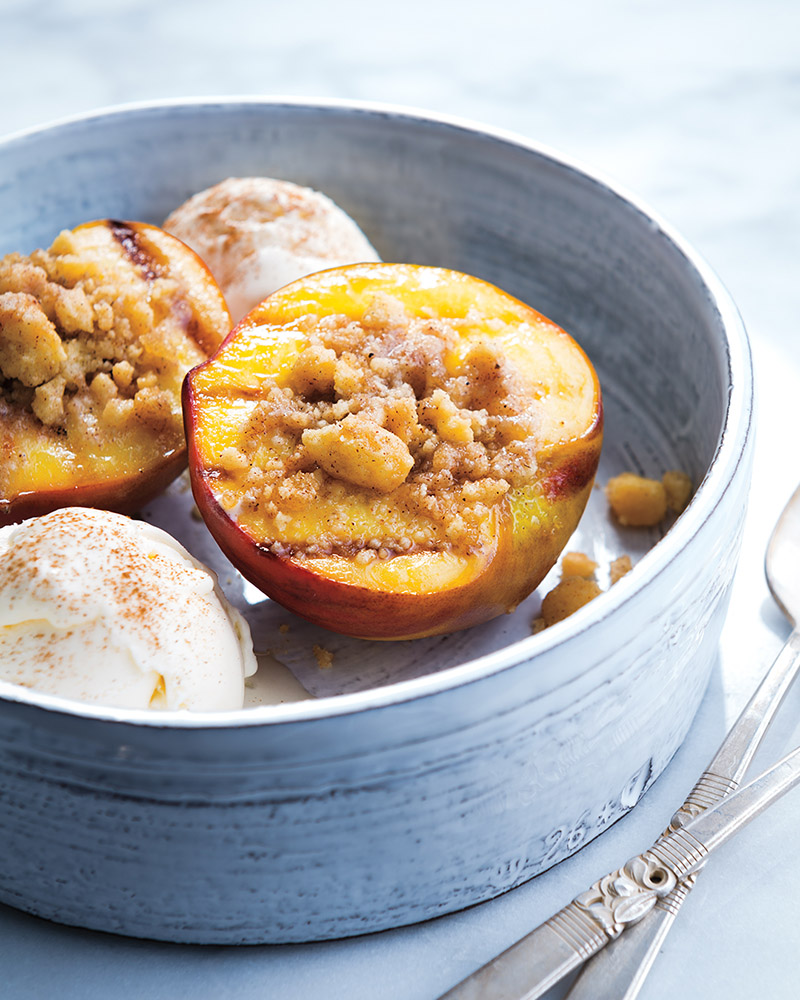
[0,99,753,943]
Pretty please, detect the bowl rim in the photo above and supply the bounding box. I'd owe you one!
[0,95,755,730]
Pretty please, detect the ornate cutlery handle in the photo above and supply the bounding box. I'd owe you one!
[439,741,800,1000]
[565,631,800,1000]
[669,770,739,829]
[438,849,680,999]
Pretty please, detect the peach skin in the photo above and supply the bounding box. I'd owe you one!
[184,263,602,639]
[0,220,231,525]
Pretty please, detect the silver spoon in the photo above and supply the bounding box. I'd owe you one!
[438,481,800,1000]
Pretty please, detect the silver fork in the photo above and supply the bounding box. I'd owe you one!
[437,481,800,1000]
[562,481,800,999]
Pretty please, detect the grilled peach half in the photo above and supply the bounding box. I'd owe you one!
[185,263,602,640]
[0,220,231,525]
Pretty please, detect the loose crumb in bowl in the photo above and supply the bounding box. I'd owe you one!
[313,645,335,669]
[609,553,633,584]
[532,548,634,631]
[560,550,599,578]
[605,472,668,526]
[606,469,692,527]
[539,575,603,627]
[662,469,692,513]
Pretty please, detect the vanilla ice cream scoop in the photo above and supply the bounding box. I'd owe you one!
[163,176,381,322]
[0,507,256,711]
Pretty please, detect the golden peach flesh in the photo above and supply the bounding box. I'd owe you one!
[0,220,231,525]
[185,262,602,639]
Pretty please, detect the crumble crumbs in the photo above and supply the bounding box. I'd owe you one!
[533,548,634,631]
[606,472,667,526]
[662,469,692,513]
[539,575,603,627]
[560,550,599,578]
[313,644,334,669]
[213,292,543,557]
[0,222,224,495]
[606,469,692,527]
[609,554,632,584]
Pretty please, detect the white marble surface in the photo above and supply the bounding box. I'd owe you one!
[2,1,800,996]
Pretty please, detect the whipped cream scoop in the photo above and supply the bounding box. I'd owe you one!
[0,507,256,711]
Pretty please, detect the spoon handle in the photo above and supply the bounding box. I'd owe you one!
[699,628,800,790]
[564,628,800,1000]
[438,740,800,1000]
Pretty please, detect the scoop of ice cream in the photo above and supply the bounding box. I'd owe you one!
[163,176,381,322]
[0,507,256,711]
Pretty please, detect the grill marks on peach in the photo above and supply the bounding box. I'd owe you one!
[108,220,161,282]
[542,446,601,501]
[0,220,230,523]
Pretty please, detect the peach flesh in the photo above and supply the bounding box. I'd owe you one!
[0,220,231,526]
[185,263,602,639]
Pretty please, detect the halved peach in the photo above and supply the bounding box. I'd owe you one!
[185,263,602,640]
[0,220,231,525]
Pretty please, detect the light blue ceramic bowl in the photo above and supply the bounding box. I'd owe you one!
[0,98,753,943]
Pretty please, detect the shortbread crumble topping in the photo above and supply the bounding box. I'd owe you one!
[0,222,218,491]
[208,293,543,558]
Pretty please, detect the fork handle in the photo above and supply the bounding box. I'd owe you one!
[702,629,800,787]
[565,629,800,1000]
[565,878,696,1000]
